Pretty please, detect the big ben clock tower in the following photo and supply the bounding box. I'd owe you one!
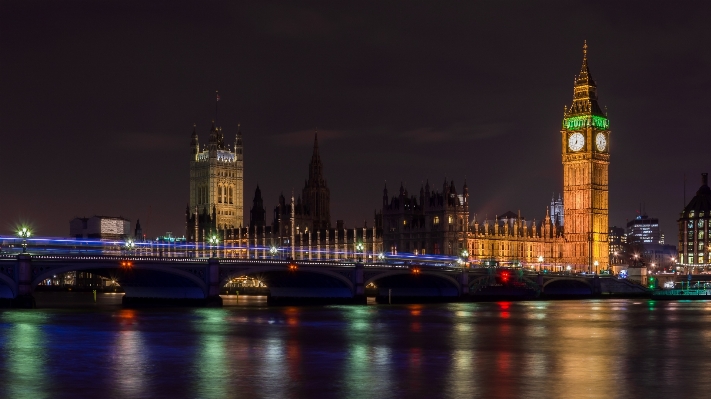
[562,42,609,271]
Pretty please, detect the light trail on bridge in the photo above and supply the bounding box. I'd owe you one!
[0,235,464,266]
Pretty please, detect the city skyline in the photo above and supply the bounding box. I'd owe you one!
[3,2,711,240]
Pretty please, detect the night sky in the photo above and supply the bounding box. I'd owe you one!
[2,1,710,241]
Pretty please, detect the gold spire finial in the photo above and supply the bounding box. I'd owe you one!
[583,40,588,60]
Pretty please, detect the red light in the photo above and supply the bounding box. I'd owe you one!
[501,271,509,282]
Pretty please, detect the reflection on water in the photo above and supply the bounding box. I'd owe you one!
[112,310,148,397]
[1,312,49,399]
[3,299,711,398]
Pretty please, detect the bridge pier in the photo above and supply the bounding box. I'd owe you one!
[352,262,366,304]
[593,273,601,295]
[13,254,36,308]
[537,273,544,293]
[459,268,469,301]
[205,258,223,307]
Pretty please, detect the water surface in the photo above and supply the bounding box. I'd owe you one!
[1,295,710,398]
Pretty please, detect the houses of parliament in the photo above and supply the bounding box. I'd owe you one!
[185,43,610,271]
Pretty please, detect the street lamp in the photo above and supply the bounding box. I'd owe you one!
[461,249,469,268]
[208,235,219,258]
[538,255,544,272]
[125,239,135,255]
[269,246,278,259]
[377,252,385,262]
[593,260,599,274]
[356,242,364,262]
[17,227,31,253]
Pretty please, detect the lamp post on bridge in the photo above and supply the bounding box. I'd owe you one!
[538,255,544,273]
[356,242,364,263]
[461,249,469,268]
[125,239,135,256]
[208,234,219,258]
[17,227,31,253]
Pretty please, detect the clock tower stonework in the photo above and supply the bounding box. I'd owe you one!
[561,42,610,271]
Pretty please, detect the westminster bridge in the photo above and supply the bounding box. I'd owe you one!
[0,253,650,307]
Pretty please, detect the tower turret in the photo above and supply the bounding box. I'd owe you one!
[190,124,199,157]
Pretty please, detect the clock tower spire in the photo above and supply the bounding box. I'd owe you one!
[561,42,610,272]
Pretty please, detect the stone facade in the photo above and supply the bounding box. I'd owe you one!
[381,180,469,256]
[186,122,244,242]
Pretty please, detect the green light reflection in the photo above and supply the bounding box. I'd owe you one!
[2,312,49,399]
[192,309,230,399]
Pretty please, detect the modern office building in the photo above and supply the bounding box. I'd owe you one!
[69,216,131,240]
[626,214,661,245]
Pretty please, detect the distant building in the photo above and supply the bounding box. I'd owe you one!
[626,214,661,245]
[678,173,711,268]
[69,216,131,240]
[608,226,626,265]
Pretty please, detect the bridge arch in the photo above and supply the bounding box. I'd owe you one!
[542,277,593,289]
[222,267,355,292]
[365,270,461,290]
[0,272,16,298]
[31,262,209,296]
[542,277,593,295]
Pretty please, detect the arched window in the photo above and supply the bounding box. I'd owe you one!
[229,187,233,204]
[218,186,223,203]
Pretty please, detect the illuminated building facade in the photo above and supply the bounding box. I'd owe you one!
[191,132,382,261]
[627,214,661,245]
[70,215,131,240]
[678,173,711,268]
[186,122,244,242]
[381,180,469,256]
[467,211,564,269]
[560,42,610,270]
[378,43,608,271]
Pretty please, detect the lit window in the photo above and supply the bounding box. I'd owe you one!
[448,215,453,224]
[433,216,440,225]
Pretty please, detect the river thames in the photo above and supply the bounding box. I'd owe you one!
[1,294,711,398]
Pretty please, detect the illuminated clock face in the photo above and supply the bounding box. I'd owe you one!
[568,133,584,151]
[595,133,607,151]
